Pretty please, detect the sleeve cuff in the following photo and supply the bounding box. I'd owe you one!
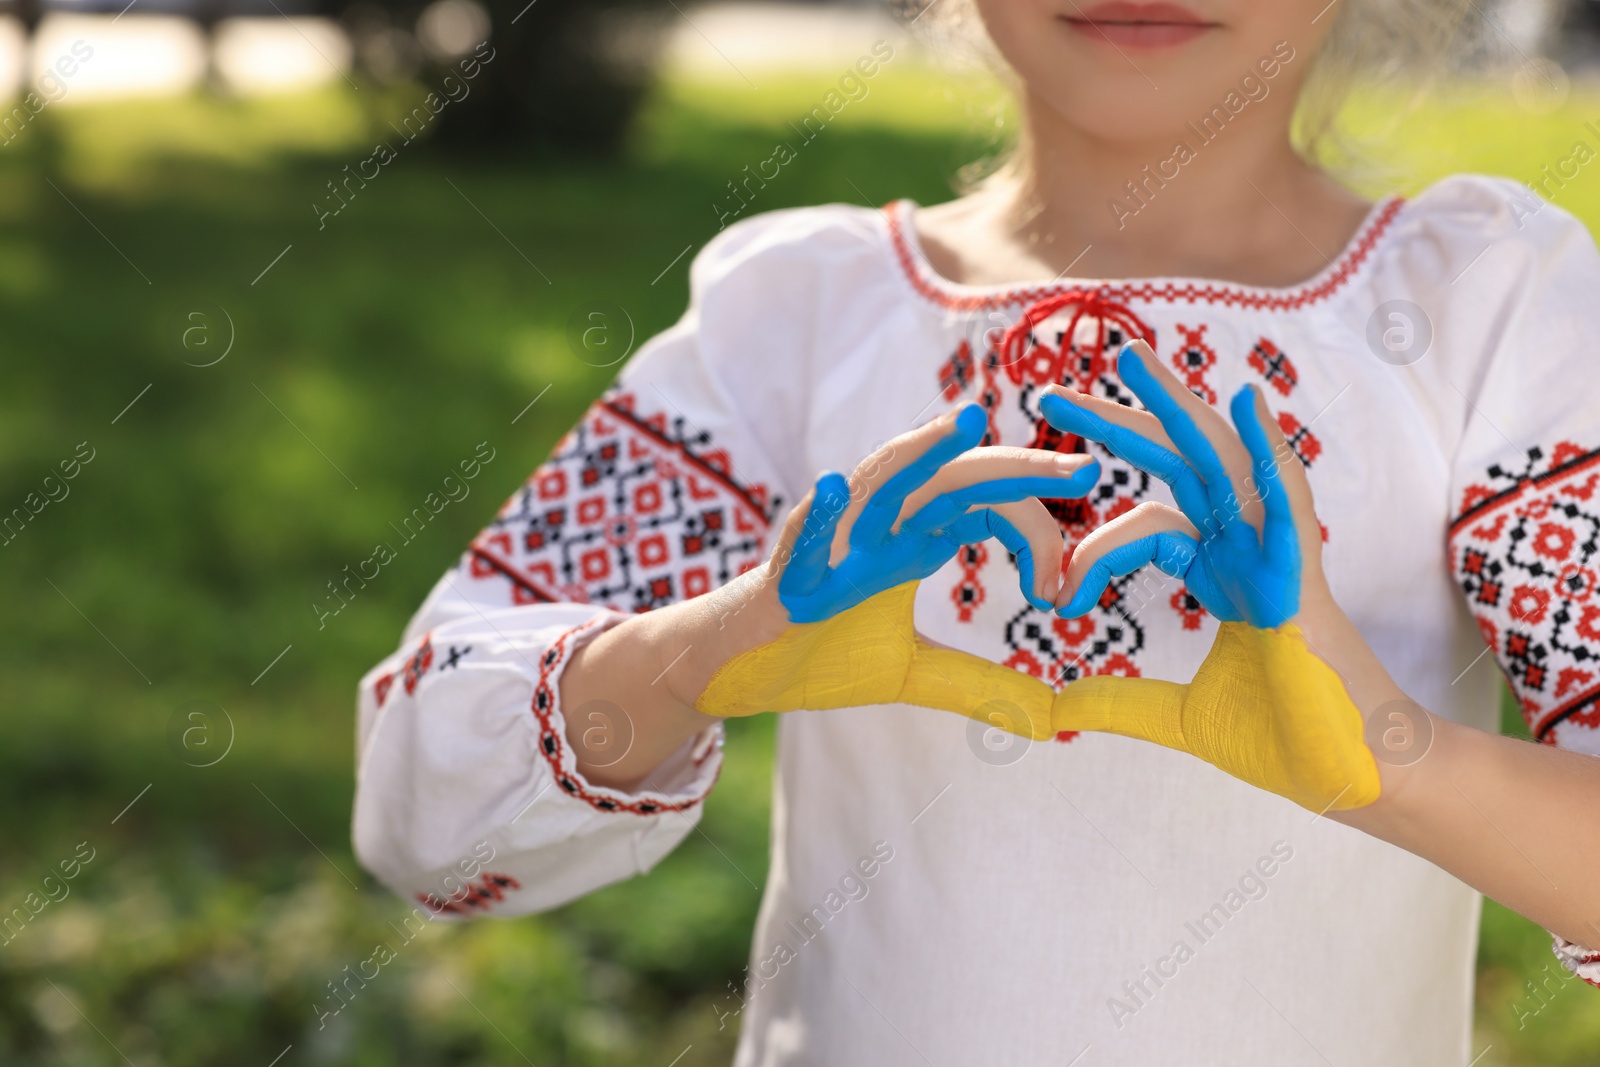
[532,614,723,817]
[1553,934,1600,989]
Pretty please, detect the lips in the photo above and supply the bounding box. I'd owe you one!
[1062,1,1217,49]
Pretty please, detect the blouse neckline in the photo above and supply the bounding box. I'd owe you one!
[883,194,1408,314]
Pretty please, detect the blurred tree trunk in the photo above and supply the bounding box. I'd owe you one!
[429,0,660,155]
[14,0,41,33]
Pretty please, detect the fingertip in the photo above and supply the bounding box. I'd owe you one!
[1037,390,1069,425]
[816,469,850,501]
[1013,547,1055,611]
[798,471,851,543]
[1118,338,1150,365]
[1229,388,1280,475]
[1116,343,1157,391]
[1039,390,1092,435]
[1228,384,1257,430]
[953,403,988,440]
[1054,586,1094,619]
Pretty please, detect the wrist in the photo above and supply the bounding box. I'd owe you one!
[660,564,792,712]
[1331,707,1458,835]
[560,613,717,789]
[1290,589,1410,713]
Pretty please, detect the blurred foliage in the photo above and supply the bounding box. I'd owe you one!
[0,55,1597,1066]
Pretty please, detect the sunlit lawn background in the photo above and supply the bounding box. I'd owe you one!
[2,52,1600,1065]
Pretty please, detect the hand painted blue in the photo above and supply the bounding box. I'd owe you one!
[779,403,1102,623]
[1040,347,1302,629]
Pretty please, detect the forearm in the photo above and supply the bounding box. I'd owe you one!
[1304,597,1600,945]
[1336,715,1600,945]
[560,564,786,790]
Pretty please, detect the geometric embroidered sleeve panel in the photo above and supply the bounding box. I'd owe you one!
[465,388,781,613]
[1449,441,1600,753]
[348,379,779,917]
[1451,441,1600,987]
[349,382,778,915]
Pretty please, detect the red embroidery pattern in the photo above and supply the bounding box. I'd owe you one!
[1450,442,1600,748]
[1248,338,1298,396]
[531,617,717,816]
[417,872,523,915]
[374,637,477,708]
[402,634,434,696]
[1170,588,1206,631]
[1276,412,1322,467]
[467,391,780,612]
[1554,936,1600,988]
[950,542,988,623]
[939,339,975,401]
[1170,325,1218,404]
[885,197,1406,313]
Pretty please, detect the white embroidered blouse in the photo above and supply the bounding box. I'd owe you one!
[352,173,1600,1066]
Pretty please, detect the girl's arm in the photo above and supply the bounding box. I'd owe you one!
[1305,594,1600,951]
[351,381,768,916]
[1044,340,1600,965]
[562,407,1099,791]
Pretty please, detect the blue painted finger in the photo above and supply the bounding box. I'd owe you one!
[939,508,1056,612]
[899,463,1101,538]
[1116,345,1239,524]
[779,471,850,601]
[1055,530,1199,618]
[852,404,987,549]
[1229,386,1301,625]
[1039,391,1212,522]
[1230,386,1300,576]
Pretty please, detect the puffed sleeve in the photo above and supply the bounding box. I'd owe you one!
[1443,179,1600,984]
[351,211,818,917]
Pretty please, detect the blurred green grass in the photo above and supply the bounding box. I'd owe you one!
[0,60,1597,1065]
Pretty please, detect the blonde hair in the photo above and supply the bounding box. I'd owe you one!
[906,0,1509,186]
[1295,0,1486,169]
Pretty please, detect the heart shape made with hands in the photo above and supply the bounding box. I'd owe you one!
[696,351,1381,814]
[697,402,1098,736]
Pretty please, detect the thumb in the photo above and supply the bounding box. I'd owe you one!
[1051,675,1188,750]
[897,643,1057,740]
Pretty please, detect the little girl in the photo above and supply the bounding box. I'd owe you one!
[351,1,1600,1063]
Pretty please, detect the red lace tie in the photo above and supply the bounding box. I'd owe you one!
[994,289,1155,390]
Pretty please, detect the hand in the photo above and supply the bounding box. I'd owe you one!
[1039,344,1301,626]
[694,402,1100,736]
[1038,341,1381,812]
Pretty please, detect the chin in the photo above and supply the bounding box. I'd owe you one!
[973,0,1326,145]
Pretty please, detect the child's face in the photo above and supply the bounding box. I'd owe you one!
[972,0,1335,145]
